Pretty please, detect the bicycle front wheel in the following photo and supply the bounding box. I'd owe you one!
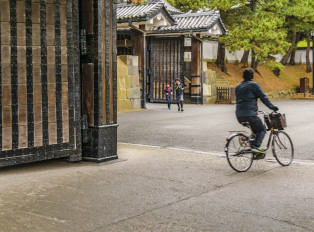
[226,134,253,172]
[272,131,294,166]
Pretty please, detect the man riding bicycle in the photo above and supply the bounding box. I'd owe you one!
[236,68,279,155]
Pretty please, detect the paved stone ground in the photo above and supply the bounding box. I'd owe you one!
[118,100,314,161]
[0,144,313,232]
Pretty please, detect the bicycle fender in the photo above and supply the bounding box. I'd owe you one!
[225,133,249,153]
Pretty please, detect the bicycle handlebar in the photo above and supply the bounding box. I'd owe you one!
[258,110,277,116]
[258,110,268,116]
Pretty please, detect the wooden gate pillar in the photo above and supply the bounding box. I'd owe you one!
[133,25,146,108]
[191,36,201,104]
[81,0,118,162]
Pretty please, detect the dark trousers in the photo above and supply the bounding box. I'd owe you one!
[176,95,183,109]
[166,96,172,109]
[237,116,266,147]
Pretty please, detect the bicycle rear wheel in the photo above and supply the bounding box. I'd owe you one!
[226,134,253,172]
[272,131,294,166]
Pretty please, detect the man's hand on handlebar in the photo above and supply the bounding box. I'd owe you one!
[273,106,279,112]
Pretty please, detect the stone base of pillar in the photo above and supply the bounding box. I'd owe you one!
[67,150,83,163]
[82,124,118,162]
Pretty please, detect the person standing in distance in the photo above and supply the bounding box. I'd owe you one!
[164,84,173,110]
[174,78,185,112]
[236,68,279,155]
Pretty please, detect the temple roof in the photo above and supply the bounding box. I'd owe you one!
[152,11,227,34]
[117,1,227,35]
[117,1,175,25]
[148,0,181,14]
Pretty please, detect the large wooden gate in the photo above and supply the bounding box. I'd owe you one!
[149,37,184,103]
[0,0,81,167]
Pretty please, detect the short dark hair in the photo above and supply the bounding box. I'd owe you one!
[175,78,180,82]
[243,68,254,80]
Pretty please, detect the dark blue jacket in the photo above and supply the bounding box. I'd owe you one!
[174,83,184,96]
[164,87,173,99]
[236,80,276,117]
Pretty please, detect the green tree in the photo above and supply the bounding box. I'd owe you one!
[279,0,314,68]
[209,0,248,72]
[211,0,290,72]
[167,0,210,12]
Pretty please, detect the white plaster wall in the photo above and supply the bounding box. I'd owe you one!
[202,41,313,64]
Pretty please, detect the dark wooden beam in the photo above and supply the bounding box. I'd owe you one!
[117,39,134,48]
[191,36,201,104]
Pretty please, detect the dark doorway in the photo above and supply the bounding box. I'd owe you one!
[148,37,185,103]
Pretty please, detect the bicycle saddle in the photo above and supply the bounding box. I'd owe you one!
[241,122,250,127]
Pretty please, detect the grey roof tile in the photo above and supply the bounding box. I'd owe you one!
[152,11,227,33]
[117,2,227,34]
[148,0,181,14]
[117,2,164,20]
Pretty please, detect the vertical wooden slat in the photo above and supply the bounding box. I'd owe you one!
[105,0,110,124]
[112,0,117,123]
[149,38,154,102]
[33,1,42,147]
[67,0,74,146]
[47,2,57,145]
[169,39,172,99]
[173,39,176,90]
[73,0,81,150]
[161,39,165,100]
[0,0,2,150]
[17,0,27,148]
[41,0,49,145]
[191,36,201,104]
[26,0,34,148]
[155,40,158,100]
[55,0,63,144]
[158,39,161,100]
[177,38,180,82]
[10,0,19,149]
[101,0,106,124]
[180,36,185,86]
[1,0,12,150]
[109,0,114,123]
[153,39,158,99]
[80,0,93,128]
[155,40,158,99]
[94,0,101,126]
[165,39,168,91]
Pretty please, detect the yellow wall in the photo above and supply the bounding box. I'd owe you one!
[117,56,141,112]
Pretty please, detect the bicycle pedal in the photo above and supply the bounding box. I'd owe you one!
[253,153,266,160]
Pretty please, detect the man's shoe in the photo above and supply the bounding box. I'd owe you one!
[251,146,266,154]
[181,108,184,112]
[178,107,180,111]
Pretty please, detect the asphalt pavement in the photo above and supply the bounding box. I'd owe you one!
[1,100,313,231]
[118,100,314,161]
[1,144,313,231]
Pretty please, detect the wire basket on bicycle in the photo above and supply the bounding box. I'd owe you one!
[264,112,287,131]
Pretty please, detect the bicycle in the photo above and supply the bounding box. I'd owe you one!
[225,110,294,172]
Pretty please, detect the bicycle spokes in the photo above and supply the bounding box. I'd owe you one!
[272,131,294,166]
[274,136,287,150]
[226,134,253,172]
